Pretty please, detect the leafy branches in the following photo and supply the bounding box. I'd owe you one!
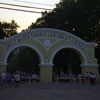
[0,20,20,39]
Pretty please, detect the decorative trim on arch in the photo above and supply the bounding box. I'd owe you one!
[49,45,88,65]
[3,43,45,64]
[32,38,61,51]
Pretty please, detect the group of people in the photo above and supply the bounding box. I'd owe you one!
[85,72,96,85]
[73,72,96,85]
[0,71,39,88]
[0,71,97,88]
[55,72,96,85]
[0,71,21,87]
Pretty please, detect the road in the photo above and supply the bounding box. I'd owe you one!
[0,82,100,100]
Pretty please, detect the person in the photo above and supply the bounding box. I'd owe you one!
[14,72,21,87]
[11,75,15,86]
[90,72,96,85]
[78,73,84,84]
[1,71,7,87]
[78,73,83,78]
[31,73,39,83]
[21,72,26,81]
[85,72,90,78]
[6,72,12,87]
[92,73,96,85]
[85,72,90,83]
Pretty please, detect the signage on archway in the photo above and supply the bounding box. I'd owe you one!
[0,28,99,82]
[6,32,85,50]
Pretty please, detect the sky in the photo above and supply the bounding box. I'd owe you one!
[0,0,60,32]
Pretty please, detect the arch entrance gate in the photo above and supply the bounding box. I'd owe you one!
[0,28,99,83]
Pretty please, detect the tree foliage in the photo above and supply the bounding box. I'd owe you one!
[27,0,100,42]
[53,48,81,75]
[7,47,40,74]
[0,20,20,39]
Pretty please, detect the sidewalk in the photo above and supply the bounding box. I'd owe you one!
[0,82,100,100]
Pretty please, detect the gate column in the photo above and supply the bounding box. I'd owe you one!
[39,64,53,83]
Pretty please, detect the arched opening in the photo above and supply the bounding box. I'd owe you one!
[7,46,40,75]
[52,48,82,80]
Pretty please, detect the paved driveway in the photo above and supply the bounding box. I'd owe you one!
[0,82,100,100]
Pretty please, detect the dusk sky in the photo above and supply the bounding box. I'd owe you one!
[0,0,60,32]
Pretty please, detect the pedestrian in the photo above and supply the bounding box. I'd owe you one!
[78,73,84,84]
[1,71,7,87]
[90,72,96,85]
[6,72,12,87]
[11,75,15,86]
[85,72,90,83]
[14,72,21,87]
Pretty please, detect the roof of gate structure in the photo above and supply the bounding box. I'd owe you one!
[0,28,96,48]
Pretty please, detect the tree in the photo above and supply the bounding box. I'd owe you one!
[53,48,81,75]
[27,0,100,42]
[76,0,100,41]
[0,21,7,39]
[76,0,100,72]
[27,0,88,39]
[0,20,20,39]
[7,47,40,74]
